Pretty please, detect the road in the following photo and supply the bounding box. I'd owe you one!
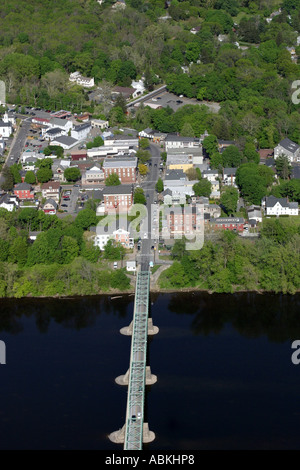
[0,116,32,188]
[139,143,161,270]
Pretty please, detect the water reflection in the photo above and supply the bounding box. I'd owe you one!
[167,292,300,342]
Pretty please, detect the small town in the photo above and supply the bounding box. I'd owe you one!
[0,0,300,453]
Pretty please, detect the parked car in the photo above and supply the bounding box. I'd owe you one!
[113,262,118,269]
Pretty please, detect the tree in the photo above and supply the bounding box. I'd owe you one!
[185,168,199,181]
[275,155,292,180]
[220,187,239,216]
[138,164,148,176]
[139,138,150,149]
[24,171,36,185]
[172,238,186,260]
[1,167,14,191]
[105,173,121,186]
[155,178,164,192]
[210,152,223,170]
[110,269,130,290]
[203,135,218,157]
[180,122,195,137]
[222,145,242,168]
[134,188,146,205]
[64,167,81,182]
[75,209,97,230]
[136,149,151,164]
[193,179,212,198]
[10,164,22,184]
[36,167,53,183]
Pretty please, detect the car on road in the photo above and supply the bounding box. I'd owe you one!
[176,100,183,104]
[144,232,148,239]
[113,262,118,269]
[61,204,68,207]
[154,163,157,167]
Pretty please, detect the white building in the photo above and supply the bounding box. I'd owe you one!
[91,119,109,130]
[131,79,145,99]
[0,194,19,212]
[69,71,95,88]
[51,136,78,150]
[82,165,105,185]
[262,196,299,216]
[0,120,12,138]
[274,138,300,163]
[164,135,200,151]
[71,122,91,141]
[93,227,133,251]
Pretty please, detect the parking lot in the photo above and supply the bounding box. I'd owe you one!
[143,91,220,113]
[59,186,81,214]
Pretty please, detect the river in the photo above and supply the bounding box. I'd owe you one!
[0,292,300,450]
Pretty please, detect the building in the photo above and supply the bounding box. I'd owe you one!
[164,135,200,151]
[47,118,73,133]
[262,196,299,216]
[104,135,139,148]
[0,194,19,212]
[211,217,245,232]
[51,136,78,150]
[91,119,109,130]
[222,168,237,186]
[247,205,263,223]
[69,71,95,88]
[102,185,133,213]
[13,183,34,200]
[274,138,300,163]
[0,120,12,138]
[41,181,61,203]
[165,204,204,237]
[32,117,50,127]
[112,86,135,100]
[71,122,92,141]
[44,127,64,141]
[52,159,71,182]
[103,156,137,183]
[82,165,105,185]
[71,150,88,161]
[93,227,133,251]
[166,154,194,173]
[42,199,58,215]
[126,261,137,272]
[217,140,236,151]
[131,79,145,99]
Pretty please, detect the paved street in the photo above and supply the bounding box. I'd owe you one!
[0,117,32,188]
[139,143,161,270]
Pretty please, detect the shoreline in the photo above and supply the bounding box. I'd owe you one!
[1,286,300,300]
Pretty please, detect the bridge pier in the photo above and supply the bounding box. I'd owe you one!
[120,318,159,336]
[108,423,155,444]
[115,366,157,386]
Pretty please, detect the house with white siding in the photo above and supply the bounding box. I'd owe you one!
[262,196,298,216]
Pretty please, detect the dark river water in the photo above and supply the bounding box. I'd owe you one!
[0,292,300,450]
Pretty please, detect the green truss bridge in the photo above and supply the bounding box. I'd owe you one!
[108,267,159,449]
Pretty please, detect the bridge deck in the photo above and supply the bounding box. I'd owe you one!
[124,270,150,450]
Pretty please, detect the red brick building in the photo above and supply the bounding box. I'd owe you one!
[14,182,35,200]
[210,217,245,232]
[166,205,203,236]
[102,185,133,213]
[102,156,137,184]
[71,150,87,161]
